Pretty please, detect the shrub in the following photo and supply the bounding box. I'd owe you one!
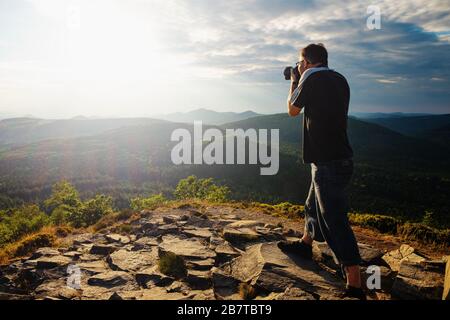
[130,194,166,211]
[13,232,56,257]
[174,175,230,202]
[348,213,399,234]
[0,205,50,247]
[158,252,187,279]
[44,181,82,213]
[252,202,304,220]
[398,223,450,245]
[79,195,113,227]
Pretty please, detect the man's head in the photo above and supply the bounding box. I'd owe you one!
[298,43,328,75]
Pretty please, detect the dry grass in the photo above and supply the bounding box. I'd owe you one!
[0,225,70,265]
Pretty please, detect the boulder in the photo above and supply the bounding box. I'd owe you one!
[228,242,343,299]
[313,242,384,269]
[382,244,426,272]
[391,260,445,300]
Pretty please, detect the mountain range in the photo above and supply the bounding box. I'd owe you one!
[0,110,449,228]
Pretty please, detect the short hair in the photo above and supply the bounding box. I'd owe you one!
[301,43,328,66]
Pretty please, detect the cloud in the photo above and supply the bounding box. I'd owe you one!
[0,0,449,115]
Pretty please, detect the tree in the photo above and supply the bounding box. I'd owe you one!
[174,175,230,202]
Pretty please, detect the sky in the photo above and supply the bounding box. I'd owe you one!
[0,0,449,118]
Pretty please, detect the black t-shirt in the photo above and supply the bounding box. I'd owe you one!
[291,69,353,164]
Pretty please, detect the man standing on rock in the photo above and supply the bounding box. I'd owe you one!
[278,43,366,300]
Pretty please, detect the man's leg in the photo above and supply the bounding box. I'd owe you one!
[277,178,318,258]
[302,178,325,245]
[311,160,362,288]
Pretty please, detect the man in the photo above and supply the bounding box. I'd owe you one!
[278,43,366,300]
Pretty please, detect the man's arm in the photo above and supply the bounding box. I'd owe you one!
[287,80,302,117]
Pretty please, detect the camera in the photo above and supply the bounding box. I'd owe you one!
[283,65,300,81]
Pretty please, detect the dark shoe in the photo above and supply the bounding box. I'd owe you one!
[277,240,313,260]
[339,285,367,300]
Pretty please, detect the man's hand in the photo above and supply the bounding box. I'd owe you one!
[291,66,300,84]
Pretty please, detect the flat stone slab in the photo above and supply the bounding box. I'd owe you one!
[227,220,266,229]
[391,260,445,300]
[35,256,72,269]
[158,235,216,260]
[87,271,134,288]
[228,242,344,299]
[105,234,131,244]
[107,248,158,272]
[382,244,426,272]
[182,228,213,239]
[135,265,174,287]
[89,244,117,256]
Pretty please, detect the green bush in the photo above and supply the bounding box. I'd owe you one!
[158,252,187,279]
[130,194,166,211]
[174,175,230,202]
[0,205,50,247]
[44,181,82,213]
[253,202,304,219]
[45,181,114,228]
[348,213,399,234]
[398,222,450,245]
[69,195,113,228]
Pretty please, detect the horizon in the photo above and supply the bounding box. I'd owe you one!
[1,108,449,121]
[0,1,449,118]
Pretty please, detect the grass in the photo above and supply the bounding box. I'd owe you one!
[158,252,187,279]
[250,202,305,220]
[92,209,137,232]
[0,227,59,264]
[348,213,399,234]
[348,212,450,247]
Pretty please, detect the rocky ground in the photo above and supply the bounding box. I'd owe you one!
[0,204,448,300]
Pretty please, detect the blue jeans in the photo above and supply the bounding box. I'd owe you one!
[304,158,362,267]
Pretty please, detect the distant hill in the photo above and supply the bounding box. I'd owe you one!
[362,114,450,136]
[154,108,261,125]
[350,112,432,119]
[222,113,450,167]
[1,113,449,227]
[0,109,261,146]
[0,117,169,146]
